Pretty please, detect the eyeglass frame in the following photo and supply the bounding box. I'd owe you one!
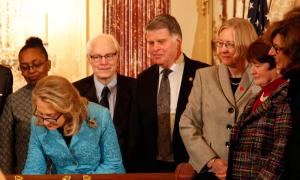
[19,61,48,72]
[89,52,117,62]
[215,40,235,49]
[33,106,63,124]
[271,44,286,54]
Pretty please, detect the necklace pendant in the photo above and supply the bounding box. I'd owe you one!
[260,92,268,102]
[230,82,240,86]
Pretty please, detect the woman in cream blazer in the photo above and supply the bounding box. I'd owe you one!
[179,18,260,179]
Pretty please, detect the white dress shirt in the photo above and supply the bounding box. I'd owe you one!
[158,53,184,139]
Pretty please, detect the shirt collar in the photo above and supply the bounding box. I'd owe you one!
[159,53,184,74]
[93,74,117,91]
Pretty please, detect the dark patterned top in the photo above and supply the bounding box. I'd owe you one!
[228,80,292,179]
[0,84,33,174]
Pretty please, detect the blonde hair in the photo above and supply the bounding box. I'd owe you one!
[217,18,258,61]
[32,75,88,136]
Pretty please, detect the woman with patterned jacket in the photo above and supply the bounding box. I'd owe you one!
[228,39,292,179]
[0,37,51,174]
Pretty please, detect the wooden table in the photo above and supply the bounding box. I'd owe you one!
[6,173,176,180]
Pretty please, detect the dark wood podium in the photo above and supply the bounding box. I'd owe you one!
[6,173,175,180]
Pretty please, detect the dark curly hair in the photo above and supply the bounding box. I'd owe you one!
[18,36,48,60]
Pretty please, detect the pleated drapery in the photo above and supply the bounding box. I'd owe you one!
[103,0,170,78]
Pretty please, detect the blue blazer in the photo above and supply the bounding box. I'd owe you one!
[22,102,125,174]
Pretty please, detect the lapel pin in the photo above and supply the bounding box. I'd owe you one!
[239,86,244,92]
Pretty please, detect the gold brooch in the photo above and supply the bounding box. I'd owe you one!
[87,118,97,128]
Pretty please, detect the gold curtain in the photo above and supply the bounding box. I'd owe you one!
[103,0,170,78]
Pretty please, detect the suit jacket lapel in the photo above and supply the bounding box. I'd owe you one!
[239,81,288,126]
[152,66,160,111]
[69,122,88,148]
[40,122,92,153]
[176,58,194,121]
[82,75,99,103]
[114,74,130,121]
[234,65,254,102]
[39,124,84,153]
[237,95,258,127]
[218,64,236,106]
[42,128,69,150]
[114,74,130,138]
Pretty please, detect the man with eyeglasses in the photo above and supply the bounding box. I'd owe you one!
[0,37,51,174]
[73,34,136,172]
[0,65,13,116]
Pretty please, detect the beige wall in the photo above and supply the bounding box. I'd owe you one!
[87,0,103,75]
[1,0,88,91]
[171,0,212,64]
[171,0,300,65]
[47,0,87,82]
[4,0,300,90]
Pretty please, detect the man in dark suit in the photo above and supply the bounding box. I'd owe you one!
[0,65,13,115]
[73,34,136,172]
[130,14,209,172]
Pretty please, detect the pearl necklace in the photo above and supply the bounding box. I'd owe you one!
[230,81,240,86]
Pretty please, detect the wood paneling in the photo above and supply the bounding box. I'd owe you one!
[6,173,175,180]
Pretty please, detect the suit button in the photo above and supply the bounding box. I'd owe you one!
[225,142,230,148]
[228,107,234,113]
[226,124,232,130]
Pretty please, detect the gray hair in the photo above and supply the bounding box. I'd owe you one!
[146,14,182,38]
[86,34,120,55]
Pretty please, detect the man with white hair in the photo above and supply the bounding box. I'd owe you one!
[74,34,136,172]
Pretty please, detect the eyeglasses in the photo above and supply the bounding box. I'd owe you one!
[19,61,47,72]
[33,107,63,125]
[271,44,285,54]
[215,40,235,49]
[89,52,117,62]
